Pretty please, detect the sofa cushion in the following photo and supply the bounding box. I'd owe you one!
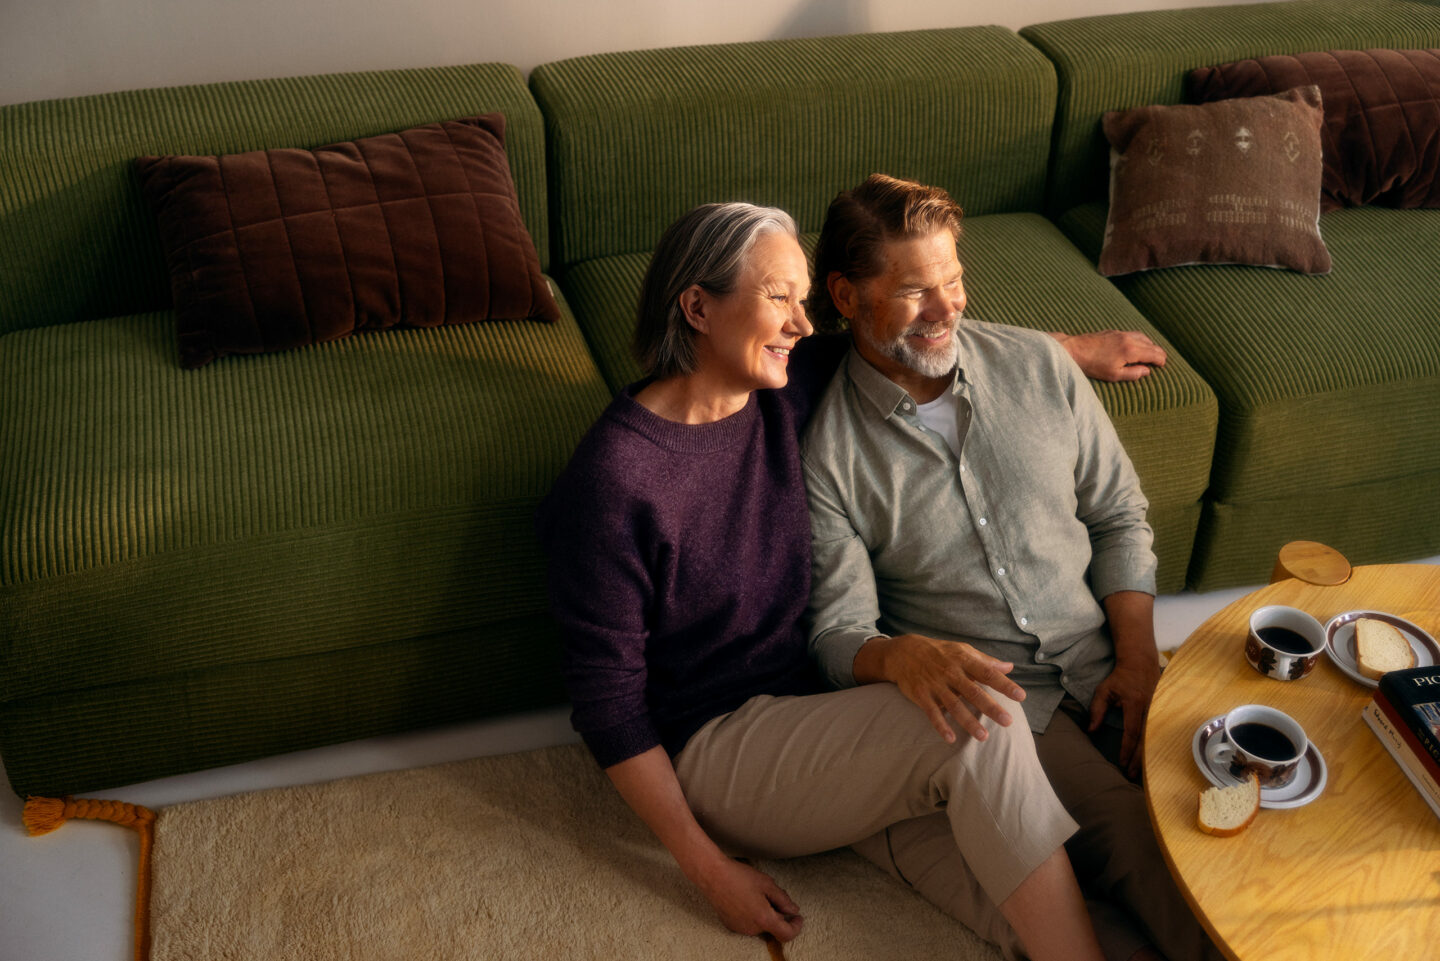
[530,27,1057,269]
[559,213,1217,593]
[1059,201,1440,587]
[1188,48,1440,211]
[0,298,612,714]
[1021,0,1440,217]
[136,114,559,368]
[1098,87,1330,276]
[0,63,549,339]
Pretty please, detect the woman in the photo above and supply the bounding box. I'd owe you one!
[537,202,1105,961]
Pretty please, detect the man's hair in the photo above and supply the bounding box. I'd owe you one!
[809,174,964,333]
[634,202,798,379]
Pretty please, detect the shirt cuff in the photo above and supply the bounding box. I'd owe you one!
[1089,547,1157,600]
[812,627,886,689]
[580,715,661,769]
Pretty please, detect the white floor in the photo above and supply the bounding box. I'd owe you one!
[0,567,1415,961]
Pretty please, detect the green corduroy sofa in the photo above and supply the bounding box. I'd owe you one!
[2,0,1437,797]
[0,67,615,796]
[1022,0,1440,590]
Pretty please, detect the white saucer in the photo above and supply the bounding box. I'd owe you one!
[1324,610,1439,689]
[1191,714,1327,810]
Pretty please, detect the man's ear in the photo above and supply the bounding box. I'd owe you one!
[828,272,858,321]
[679,284,710,334]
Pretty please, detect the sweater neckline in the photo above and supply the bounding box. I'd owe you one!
[615,384,761,453]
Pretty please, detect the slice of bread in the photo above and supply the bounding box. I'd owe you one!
[1355,617,1416,681]
[1197,772,1260,837]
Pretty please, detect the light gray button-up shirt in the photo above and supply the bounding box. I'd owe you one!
[800,322,1157,732]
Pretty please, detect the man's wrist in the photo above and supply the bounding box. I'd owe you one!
[850,633,894,685]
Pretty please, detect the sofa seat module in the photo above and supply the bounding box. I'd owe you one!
[1023,0,1440,589]
[1061,203,1440,588]
[533,26,1217,593]
[0,307,610,798]
[0,62,614,797]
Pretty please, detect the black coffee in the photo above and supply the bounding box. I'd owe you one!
[1257,626,1313,655]
[1230,722,1298,760]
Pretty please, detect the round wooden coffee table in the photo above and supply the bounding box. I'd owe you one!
[1143,563,1440,960]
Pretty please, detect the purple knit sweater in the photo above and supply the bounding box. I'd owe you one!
[537,339,843,768]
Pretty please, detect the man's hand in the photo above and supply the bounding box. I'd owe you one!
[1087,653,1161,779]
[1091,590,1162,778]
[1052,330,1167,382]
[689,854,804,942]
[853,634,1025,743]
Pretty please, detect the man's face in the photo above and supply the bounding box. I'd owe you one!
[839,230,967,384]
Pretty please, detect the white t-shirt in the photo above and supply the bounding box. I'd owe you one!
[916,390,962,459]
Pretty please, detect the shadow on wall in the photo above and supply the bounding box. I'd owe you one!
[771,0,870,41]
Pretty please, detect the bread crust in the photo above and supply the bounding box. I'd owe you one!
[1197,772,1260,837]
[1356,617,1416,680]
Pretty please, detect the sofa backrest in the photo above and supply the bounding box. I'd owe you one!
[1022,0,1440,217]
[530,27,1057,270]
[0,63,547,337]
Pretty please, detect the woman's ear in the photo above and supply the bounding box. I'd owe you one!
[679,284,710,334]
[828,272,857,321]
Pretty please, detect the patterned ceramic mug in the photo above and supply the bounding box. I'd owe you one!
[1245,605,1326,681]
[1219,704,1308,789]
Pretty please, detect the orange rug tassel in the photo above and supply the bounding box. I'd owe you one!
[24,796,156,961]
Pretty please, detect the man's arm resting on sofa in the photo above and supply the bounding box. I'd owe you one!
[1050,329,1166,382]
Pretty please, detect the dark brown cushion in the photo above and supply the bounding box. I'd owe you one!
[1188,49,1440,212]
[136,114,559,368]
[1098,86,1331,277]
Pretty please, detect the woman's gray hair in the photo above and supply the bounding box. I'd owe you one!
[634,202,799,379]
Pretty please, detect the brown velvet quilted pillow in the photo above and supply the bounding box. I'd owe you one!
[1098,86,1331,277]
[1188,49,1440,211]
[136,114,559,368]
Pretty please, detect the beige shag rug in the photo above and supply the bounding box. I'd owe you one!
[143,743,999,960]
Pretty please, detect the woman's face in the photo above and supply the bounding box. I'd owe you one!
[685,231,813,393]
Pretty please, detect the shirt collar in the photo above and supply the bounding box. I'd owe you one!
[843,341,968,419]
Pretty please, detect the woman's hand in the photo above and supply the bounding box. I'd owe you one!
[688,852,804,941]
[853,634,1025,742]
[605,746,804,943]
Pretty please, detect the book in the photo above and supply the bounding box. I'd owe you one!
[1362,700,1440,821]
[1372,687,1440,786]
[1376,665,1440,768]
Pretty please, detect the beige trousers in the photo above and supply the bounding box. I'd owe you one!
[853,697,1223,961]
[672,682,1077,917]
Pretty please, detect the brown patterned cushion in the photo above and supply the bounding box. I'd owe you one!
[136,114,559,368]
[1098,86,1331,277]
[1188,49,1440,212]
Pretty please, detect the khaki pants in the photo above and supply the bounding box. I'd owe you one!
[676,686,1220,961]
[672,683,1076,916]
[853,698,1222,961]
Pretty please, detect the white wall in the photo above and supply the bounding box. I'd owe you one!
[2,0,1276,107]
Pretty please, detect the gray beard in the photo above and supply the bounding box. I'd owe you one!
[855,313,962,380]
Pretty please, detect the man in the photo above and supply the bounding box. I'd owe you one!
[800,174,1218,961]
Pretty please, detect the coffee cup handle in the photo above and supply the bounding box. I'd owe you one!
[1211,736,1249,780]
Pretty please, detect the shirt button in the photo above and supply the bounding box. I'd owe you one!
[978,517,987,526]
[1036,651,1046,662]
[1020,617,1029,626]
[902,402,912,411]
[960,464,967,472]
[997,567,1007,576]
